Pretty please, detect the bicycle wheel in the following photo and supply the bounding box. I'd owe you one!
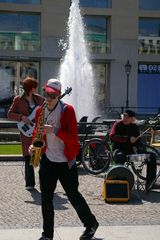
[130,145,160,181]
[146,145,160,180]
[82,138,111,175]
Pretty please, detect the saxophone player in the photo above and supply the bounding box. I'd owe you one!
[29,78,98,240]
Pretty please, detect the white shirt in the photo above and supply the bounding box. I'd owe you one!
[45,102,67,163]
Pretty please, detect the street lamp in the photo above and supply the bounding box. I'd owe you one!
[125,60,131,109]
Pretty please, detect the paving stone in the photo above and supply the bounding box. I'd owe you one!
[0,162,160,230]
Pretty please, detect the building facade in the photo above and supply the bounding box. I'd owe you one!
[0,0,160,117]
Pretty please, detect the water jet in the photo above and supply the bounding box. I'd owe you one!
[59,0,97,121]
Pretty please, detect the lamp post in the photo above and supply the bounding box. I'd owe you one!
[125,60,131,109]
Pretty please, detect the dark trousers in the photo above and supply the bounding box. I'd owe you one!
[24,155,35,187]
[39,154,97,238]
[113,149,157,184]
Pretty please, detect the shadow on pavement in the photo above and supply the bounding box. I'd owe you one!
[54,192,69,210]
[25,188,41,205]
[24,190,69,210]
[141,190,160,203]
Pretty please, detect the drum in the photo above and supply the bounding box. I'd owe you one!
[128,153,150,164]
[105,164,134,190]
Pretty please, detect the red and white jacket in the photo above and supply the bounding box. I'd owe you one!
[33,101,80,166]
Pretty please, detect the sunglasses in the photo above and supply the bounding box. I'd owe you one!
[44,92,57,99]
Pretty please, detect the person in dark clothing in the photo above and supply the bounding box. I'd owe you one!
[109,109,159,191]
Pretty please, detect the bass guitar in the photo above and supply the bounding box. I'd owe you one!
[17,87,72,137]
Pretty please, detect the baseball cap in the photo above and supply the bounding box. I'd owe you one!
[43,78,61,95]
[124,110,136,117]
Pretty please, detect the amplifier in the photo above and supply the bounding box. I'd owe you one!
[102,179,130,203]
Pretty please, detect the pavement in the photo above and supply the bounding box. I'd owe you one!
[0,161,160,240]
[1,225,160,240]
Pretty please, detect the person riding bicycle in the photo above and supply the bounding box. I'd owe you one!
[109,109,159,191]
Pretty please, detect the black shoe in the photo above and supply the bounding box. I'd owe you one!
[38,237,53,240]
[80,220,99,239]
[38,233,53,240]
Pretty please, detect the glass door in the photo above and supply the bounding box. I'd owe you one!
[0,60,39,117]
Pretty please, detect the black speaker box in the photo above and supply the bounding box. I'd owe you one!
[102,180,130,203]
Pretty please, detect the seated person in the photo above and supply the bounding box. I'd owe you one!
[109,109,159,191]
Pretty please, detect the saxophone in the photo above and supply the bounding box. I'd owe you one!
[30,101,46,167]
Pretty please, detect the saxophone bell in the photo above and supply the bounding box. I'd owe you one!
[30,138,45,168]
[33,138,45,148]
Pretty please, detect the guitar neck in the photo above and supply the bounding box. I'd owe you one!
[59,87,72,99]
[60,93,66,99]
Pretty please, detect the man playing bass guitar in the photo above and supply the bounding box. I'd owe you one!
[7,77,44,191]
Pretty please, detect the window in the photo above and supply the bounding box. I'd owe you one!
[0,0,41,4]
[0,60,39,117]
[138,18,160,55]
[139,0,160,10]
[138,63,160,113]
[80,0,111,8]
[84,16,110,54]
[0,12,40,51]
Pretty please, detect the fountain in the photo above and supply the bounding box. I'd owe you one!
[59,0,97,121]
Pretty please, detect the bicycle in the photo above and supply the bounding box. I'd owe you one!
[82,134,160,186]
[77,118,110,167]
